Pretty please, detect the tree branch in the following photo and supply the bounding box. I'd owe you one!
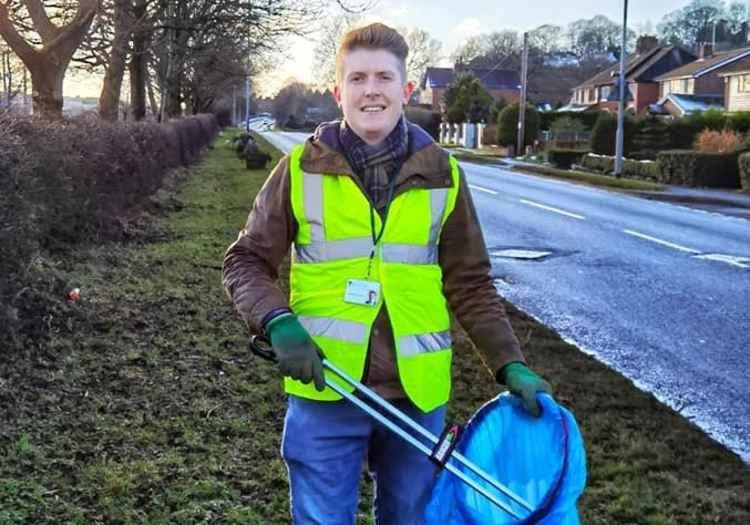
[23,0,60,42]
[0,1,38,65]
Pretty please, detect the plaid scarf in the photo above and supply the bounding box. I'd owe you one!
[339,116,409,215]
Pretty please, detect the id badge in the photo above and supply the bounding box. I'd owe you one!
[344,279,381,307]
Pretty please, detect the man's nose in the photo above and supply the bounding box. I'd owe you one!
[363,77,381,97]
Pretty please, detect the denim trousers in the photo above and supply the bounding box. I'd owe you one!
[280,395,447,525]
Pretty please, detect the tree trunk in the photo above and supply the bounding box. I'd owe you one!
[0,0,99,119]
[29,60,66,117]
[128,0,147,120]
[146,71,158,116]
[99,0,132,122]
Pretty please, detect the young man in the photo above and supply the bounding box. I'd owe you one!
[223,23,551,525]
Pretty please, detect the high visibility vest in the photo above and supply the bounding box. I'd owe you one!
[286,143,461,412]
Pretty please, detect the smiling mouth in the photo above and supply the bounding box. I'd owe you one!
[361,105,386,113]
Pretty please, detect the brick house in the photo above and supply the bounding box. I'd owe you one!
[568,36,695,114]
[653,44,750,116]
[717,55,750,112]
[419,65,520,112]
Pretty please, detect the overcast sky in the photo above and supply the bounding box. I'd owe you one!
[252,0,692,96]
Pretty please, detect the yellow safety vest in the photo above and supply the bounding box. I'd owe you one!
[286,143,461,412]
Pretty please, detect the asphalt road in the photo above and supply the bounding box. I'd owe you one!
[261,131,750,463]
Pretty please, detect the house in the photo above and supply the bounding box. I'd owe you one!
[653,44,750,116]
[718,55,750,112]
[568,36,696,114]
[419,65,520,111]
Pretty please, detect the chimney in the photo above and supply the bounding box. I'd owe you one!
[636,35,659,54]
[698,42,714,59]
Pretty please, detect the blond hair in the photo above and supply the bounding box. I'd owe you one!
[335,23,409,85]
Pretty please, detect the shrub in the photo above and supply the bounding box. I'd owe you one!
[550,116,588,134]
[694,129,743,153]
[631,116,670,159]
[590,112,636,156]
[480,124,498,146]
[547,148,589,169]
[686,108,727,132]
[667,118,699,149]
[657,150,741,188]
[581,153,614,173]
[540,111,601,131]
[405,106,441,140]
[581,153,660,180]
[497,103,540,147]
[740,152,750,192]
[727,112,750,134]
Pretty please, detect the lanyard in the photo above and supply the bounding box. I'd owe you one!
[366,174,398,279]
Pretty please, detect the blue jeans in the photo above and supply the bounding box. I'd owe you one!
[281,395,447,525]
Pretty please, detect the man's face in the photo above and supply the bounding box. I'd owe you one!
[334,48,414,145]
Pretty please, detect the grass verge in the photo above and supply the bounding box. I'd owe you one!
[0,132,747,524]
[512,163,664,191]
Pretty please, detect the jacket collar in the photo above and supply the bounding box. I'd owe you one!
[300,119,453,184]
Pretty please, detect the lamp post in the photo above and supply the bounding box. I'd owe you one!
[614,0,629,178]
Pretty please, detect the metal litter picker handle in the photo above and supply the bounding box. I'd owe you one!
[249,335,533,520]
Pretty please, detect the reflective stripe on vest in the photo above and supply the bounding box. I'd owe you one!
[399,331,452,357]
[298,315,368,344]
[295,171,449,265]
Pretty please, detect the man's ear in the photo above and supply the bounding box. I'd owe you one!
[333,85,342,106]
[403,81,415,104]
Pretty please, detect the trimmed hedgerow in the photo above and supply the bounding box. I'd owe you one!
[547,148,589,169]
[656,150,741,188]
[0,113,219,352]
[739,152,750,192]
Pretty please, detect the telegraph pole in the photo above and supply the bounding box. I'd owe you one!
[516,31,529,158]
[614,0,629,178]
[232,85,236,127]
[245,75,251,132]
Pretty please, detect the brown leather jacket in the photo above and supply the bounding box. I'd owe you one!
[222,121,525,399]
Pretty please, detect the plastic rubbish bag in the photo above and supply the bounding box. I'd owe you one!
[424,393,586,524]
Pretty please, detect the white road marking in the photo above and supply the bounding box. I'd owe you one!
[693,254,750,269]
[468,184,498,195]
[623,229,701,254]
[519,199,585,220]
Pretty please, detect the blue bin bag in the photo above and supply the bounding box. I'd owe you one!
[424,393,586,525]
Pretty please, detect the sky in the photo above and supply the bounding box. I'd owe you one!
[63,0,691,99]
[252,0,691,97]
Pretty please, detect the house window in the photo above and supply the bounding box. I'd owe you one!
[682,79,689,93]
[601,86,610,99]
[588,88,595,102]
[740,74,750,93]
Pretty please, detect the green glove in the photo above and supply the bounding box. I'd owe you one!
[499,362,552,418]
[266,314,325,391]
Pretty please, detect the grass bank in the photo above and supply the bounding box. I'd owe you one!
[511,163,664,191]
[0,132,747,524]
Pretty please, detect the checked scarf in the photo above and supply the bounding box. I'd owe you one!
[339,116,409,215]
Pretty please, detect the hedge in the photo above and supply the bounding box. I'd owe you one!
[405,106,441,141]
[547,148,589,169]
[740,152,750,192]
[1,112,220,351]
[581,153,660,181]
[498,103,540,147]
[656,150,741,188]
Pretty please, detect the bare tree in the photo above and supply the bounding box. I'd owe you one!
[312,13,361,87]
[0,0,100,118]
[98,0,132,120]
[400,27,442,84]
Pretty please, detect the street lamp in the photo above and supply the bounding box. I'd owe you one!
[614,0,629,178]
